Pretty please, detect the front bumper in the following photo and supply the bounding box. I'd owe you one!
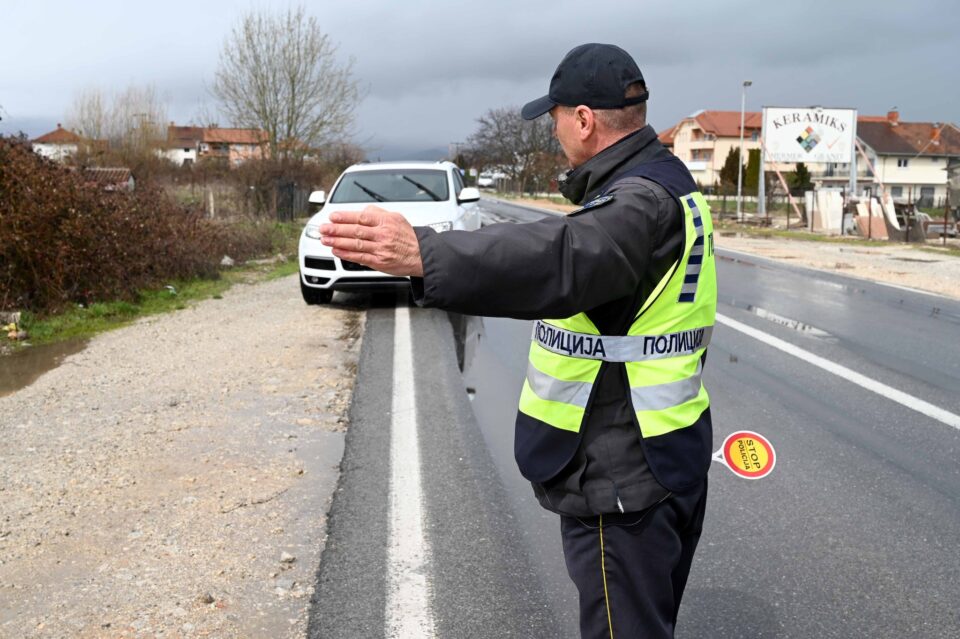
[299,250,410,291]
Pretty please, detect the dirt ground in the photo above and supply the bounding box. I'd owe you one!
[0,275,362,638]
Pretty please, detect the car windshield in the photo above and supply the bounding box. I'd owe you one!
[329,169,449,203]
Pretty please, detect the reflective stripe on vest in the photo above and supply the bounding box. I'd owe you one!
[532,320,713,362]
[526,359,704,412]
[518,189,716,440]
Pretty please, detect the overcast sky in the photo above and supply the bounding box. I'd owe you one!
[2,0,958,157]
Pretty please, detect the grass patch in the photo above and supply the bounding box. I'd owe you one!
[915,244,960,258]
[706,199,793,214]
[716,223,886,246]
[716,222,960,257]
[265,258,300,280]
[15,221,304,347]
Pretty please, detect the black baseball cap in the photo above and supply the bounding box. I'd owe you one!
[521,43,648,120]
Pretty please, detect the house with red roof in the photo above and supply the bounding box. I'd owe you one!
[82,167,135,192]
[662,109,960,206]
[841,111,960,207]
[663,110,769,189]
[162,124,268,166]
[31,124,88,162]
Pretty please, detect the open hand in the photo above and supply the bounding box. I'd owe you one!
[319,205,424,277]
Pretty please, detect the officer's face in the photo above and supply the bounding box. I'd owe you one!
[549,106,581,168]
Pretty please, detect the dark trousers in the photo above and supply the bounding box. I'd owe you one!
[560,479,708,639]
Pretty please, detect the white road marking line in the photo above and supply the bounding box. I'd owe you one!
[386,304,436,638]
[716,313,960,432]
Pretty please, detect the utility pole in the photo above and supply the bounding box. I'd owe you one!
[736,80,752,223]
[944,187,951,247]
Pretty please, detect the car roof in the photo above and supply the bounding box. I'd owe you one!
[343,161,457,173]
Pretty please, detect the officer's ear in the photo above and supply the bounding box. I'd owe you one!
[574,105,595,141]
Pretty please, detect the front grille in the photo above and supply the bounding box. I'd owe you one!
[305,256,336,270]
[341,259,373,271]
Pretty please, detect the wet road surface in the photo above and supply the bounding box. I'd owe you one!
[310,198,960,638]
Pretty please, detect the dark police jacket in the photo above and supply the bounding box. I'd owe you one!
[412,126,705,516]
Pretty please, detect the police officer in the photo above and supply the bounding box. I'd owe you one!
[320,43,716,639]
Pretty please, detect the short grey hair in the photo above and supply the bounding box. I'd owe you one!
[594,82,648,133]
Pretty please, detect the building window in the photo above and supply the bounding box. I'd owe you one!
[897,158,909,168]
[891,186,903,198]
[751,131,759,141]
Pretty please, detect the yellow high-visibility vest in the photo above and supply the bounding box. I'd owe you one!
[516,180,716,486]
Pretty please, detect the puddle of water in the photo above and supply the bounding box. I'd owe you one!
[717,232,774,239]
[888,257,941,263]
[0,339,89,397]
[718,255,756,267]
[814,280,866,295]
[726,301,834,340]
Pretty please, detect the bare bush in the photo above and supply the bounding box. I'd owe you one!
[0,137,273,314]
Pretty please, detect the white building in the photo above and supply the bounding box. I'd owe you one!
[779,111,960,208]
[31,124,84,162]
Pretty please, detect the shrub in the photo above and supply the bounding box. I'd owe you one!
[0,136,273,313]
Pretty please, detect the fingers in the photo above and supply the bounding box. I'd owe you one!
[321,206,393,240]
[321,233,370,252]
[319,223,368,241]
[328,205,387,225]
[326,211,362,224]
[330,248,372,265]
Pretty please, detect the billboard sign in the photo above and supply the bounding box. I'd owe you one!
[762,107,856,163]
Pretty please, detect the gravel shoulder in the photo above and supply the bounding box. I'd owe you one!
[0,274,362,638]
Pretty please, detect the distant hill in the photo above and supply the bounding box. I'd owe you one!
[364,144,451,162]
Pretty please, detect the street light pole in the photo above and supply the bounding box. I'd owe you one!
[736,80,752,223]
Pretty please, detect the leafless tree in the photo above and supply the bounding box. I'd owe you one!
[66,85,167,155]
[66,88,109,141]
[63,85,171,183]
[190,101,221,129]
[212,5,361,161]
[467,107,564,195]
[111,85,168,154]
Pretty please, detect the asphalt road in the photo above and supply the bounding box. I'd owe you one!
[309,198,960,638]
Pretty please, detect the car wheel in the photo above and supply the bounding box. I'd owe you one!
[300,275,333,305]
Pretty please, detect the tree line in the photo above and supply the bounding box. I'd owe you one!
[460,107,566,196]
[60,5,363,219]
[717,147,813,196]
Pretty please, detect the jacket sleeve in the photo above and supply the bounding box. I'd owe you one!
[410,183,667,319]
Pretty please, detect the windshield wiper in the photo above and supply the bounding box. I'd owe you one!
[352,180,386,202]
[402,175,442,201]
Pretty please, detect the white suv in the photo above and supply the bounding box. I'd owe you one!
[298,161,481,304]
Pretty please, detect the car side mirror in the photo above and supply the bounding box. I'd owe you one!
[457,187,480,203]
[309,190,326,205]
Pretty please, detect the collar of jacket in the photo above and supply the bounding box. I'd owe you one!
[558,125,661,205]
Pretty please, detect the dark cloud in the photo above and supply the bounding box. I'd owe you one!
[2,0,958,151]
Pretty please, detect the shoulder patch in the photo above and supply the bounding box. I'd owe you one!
[570,194,615,215]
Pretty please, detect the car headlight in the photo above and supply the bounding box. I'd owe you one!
[304,224,322,239]
[427,221,453,233]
